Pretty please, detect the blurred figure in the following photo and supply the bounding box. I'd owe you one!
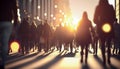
[0,0,18,68]
[76,11,93,64]
[91,26,99,55]
[53,24,74,53]
[29,21,37,52]
[53,24,64,52]
[42,20,52,52]
[63,25,74,53]
[37,22,44,52]
[93,0,115,64]
[113,18,120,55]
[18,17,30,54]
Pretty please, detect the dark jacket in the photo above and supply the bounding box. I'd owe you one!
[93,2,115,39]
[76,18,92,45]
[0,0,18,22]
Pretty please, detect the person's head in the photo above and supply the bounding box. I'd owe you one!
[99,0,108,5]
[82,11,88,20]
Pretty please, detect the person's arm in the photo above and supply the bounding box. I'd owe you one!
[12,0,18,26]
[93,6,99,25]
[110,5,116,24]
[89,21,94,33]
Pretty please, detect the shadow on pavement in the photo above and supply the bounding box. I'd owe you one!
[35,51,65,69]
[6,52,39,64]
[111,54,120,61]
[108,63,118,69]
[63,52,76,57]
[108,54,120,69]
[9,51,53,69]
[81,63,90,69]
[93,55,108,69]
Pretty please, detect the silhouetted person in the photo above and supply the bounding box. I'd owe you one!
[29,21,37,52]
[93,0,115,64]
[113,18,120,55]
[37,22,44,52]
[91,26,99,55]
[63,25,74,53]
[43,20,51,52]
[76,11,93,64]
[18,17,30,54]
[54,24,64,52]
[0,0,18,68]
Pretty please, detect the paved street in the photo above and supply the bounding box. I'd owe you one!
[5,48,120,69]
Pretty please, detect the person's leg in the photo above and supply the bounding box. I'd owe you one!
[101,39,106,64]
[119,48,120,55]
[80,45,84,63]
[0,22,13,68]
[85,44,89,64]
[70,42,73,53]
[107,39,112,64]
[118,42,120,55]
[59,42,62,52]
[92,38,96,54]
[112,45,115,55]
[95,39,99,55]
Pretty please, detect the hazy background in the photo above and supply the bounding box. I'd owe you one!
[69,0,115,25]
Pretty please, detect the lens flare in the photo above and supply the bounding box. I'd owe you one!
[10,41,20,53]
[102,23,111,33]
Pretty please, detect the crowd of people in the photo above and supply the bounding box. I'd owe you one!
[0,0,120,68]
[11,7,120,64]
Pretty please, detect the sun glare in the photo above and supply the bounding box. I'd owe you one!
[63,16,80,32]
[72,17,80,30]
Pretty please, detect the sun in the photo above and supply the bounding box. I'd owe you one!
[71,17,80,30]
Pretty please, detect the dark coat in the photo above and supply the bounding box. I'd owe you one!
[76,19,92,45]
[0,0,18,22]
[93,3,115,39]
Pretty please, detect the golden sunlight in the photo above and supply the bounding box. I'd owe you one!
[70,17,80,30]
[10,41,20,53]
[102,23,111,33]
[62,16,80,32]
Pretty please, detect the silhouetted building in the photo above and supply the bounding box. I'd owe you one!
[53,0,72,25]
[18,0,54,24]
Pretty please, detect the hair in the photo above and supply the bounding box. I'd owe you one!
[82,11,88,19]
[99,0,108,5]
